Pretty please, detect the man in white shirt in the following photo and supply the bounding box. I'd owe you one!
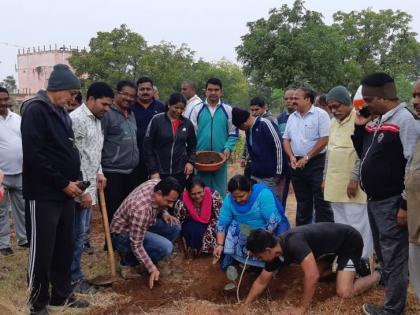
[0,87,27,256]
[181,80,202,119]
[283,87,333,226]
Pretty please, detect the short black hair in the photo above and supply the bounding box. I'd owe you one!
[116,80,136,92]
[361,73,394,87]
[317,94,327,105]
[228,175,251,193]
[75,91,83,104]
[136,76,154,87]
[249,96,266,108]
[0,87,9,95]
[168,92,187,106]
[154,177,182,196]
[206,78,223,89]
[297,87,316,103]
[86,82,114,100]
[185,175,206,192]
[246,229,278,254]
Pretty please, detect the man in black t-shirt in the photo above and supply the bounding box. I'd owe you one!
[244,223,381,315]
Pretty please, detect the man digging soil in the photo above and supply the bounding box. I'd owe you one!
[243,223,382,315]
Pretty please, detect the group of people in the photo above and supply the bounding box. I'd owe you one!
[0,62,419,315]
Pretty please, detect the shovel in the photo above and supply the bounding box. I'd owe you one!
[89,188,117,286]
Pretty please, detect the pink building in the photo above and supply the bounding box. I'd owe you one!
[17,45,76,97]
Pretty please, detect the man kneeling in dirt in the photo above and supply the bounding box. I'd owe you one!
[244,223,381,315]
[110,177,181,288]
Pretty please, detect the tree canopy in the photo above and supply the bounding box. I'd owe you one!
[69,25,249,106]
[236,0,420,101]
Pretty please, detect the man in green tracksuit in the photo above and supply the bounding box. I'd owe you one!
[188,78,238,197]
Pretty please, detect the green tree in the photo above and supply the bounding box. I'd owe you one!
[236,0,346,92]
[69,25,250,104]
[69,24,147,89]
[0,75,17,92]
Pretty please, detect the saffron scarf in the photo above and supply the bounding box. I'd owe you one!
[182,187,212,224]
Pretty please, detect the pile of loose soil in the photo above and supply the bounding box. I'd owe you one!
[196,151,223,164]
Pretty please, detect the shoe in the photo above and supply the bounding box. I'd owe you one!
[362,304,386,315]
[357,259,371,277]
[83,242,94,255]
[0,247,14,256]
[18,242,30,249]
[30,307,50,315]
[72,279,98,294]
[119,263,142,280]
[48,295,89,311]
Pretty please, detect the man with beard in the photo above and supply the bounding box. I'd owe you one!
[70,82,113,293]
[132,77,165,184]
[101,81,139,224]
[21,64,88,314]
[283,87,333,226]
[351,73,418,315]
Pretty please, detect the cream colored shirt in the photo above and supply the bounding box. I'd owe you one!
[324,109,366,204]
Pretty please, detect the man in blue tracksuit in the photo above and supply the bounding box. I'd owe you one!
[232,107,283,201]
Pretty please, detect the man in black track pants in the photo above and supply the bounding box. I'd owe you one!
[21,64,89,315]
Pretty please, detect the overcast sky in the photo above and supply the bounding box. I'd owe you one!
[1,0,419,83]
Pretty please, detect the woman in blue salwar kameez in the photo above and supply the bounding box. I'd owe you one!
[213,175,290,270]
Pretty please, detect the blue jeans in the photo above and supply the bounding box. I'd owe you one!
[71,203,90,282]
[112,218,181,267]
[83,207,92,245]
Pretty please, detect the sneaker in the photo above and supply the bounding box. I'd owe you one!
[119,263,142,280]
[362,304,386,315]
[48,295,89,311]
[0,247,14,256]
[83,242,94,255]
[72,279,98,294]
[30,307,50,315]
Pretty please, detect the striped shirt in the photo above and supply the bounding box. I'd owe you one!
[110,179,160,273]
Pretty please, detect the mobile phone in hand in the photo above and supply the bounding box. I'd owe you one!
[76,181,91,191]
[359,106,371,118]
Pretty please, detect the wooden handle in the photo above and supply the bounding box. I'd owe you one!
[98,188,116,277]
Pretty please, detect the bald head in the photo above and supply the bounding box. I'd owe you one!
[181,80,198,100]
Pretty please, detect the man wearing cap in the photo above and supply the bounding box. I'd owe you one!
[351,73,418,315]
[282,87,333,226]
[232,107,283,201]
[21,64,88,314]
[323,86,373,263]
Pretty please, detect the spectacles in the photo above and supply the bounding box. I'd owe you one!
[328,103,342,110]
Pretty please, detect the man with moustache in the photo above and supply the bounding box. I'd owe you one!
[21,64,88,314]
[101,81,139,224]
[283,87,333,226]
[132,77,165,184]
[70,82,113,293]
[352,73,418,315]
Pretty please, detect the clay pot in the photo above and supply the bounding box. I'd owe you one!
[195,151,226,172]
